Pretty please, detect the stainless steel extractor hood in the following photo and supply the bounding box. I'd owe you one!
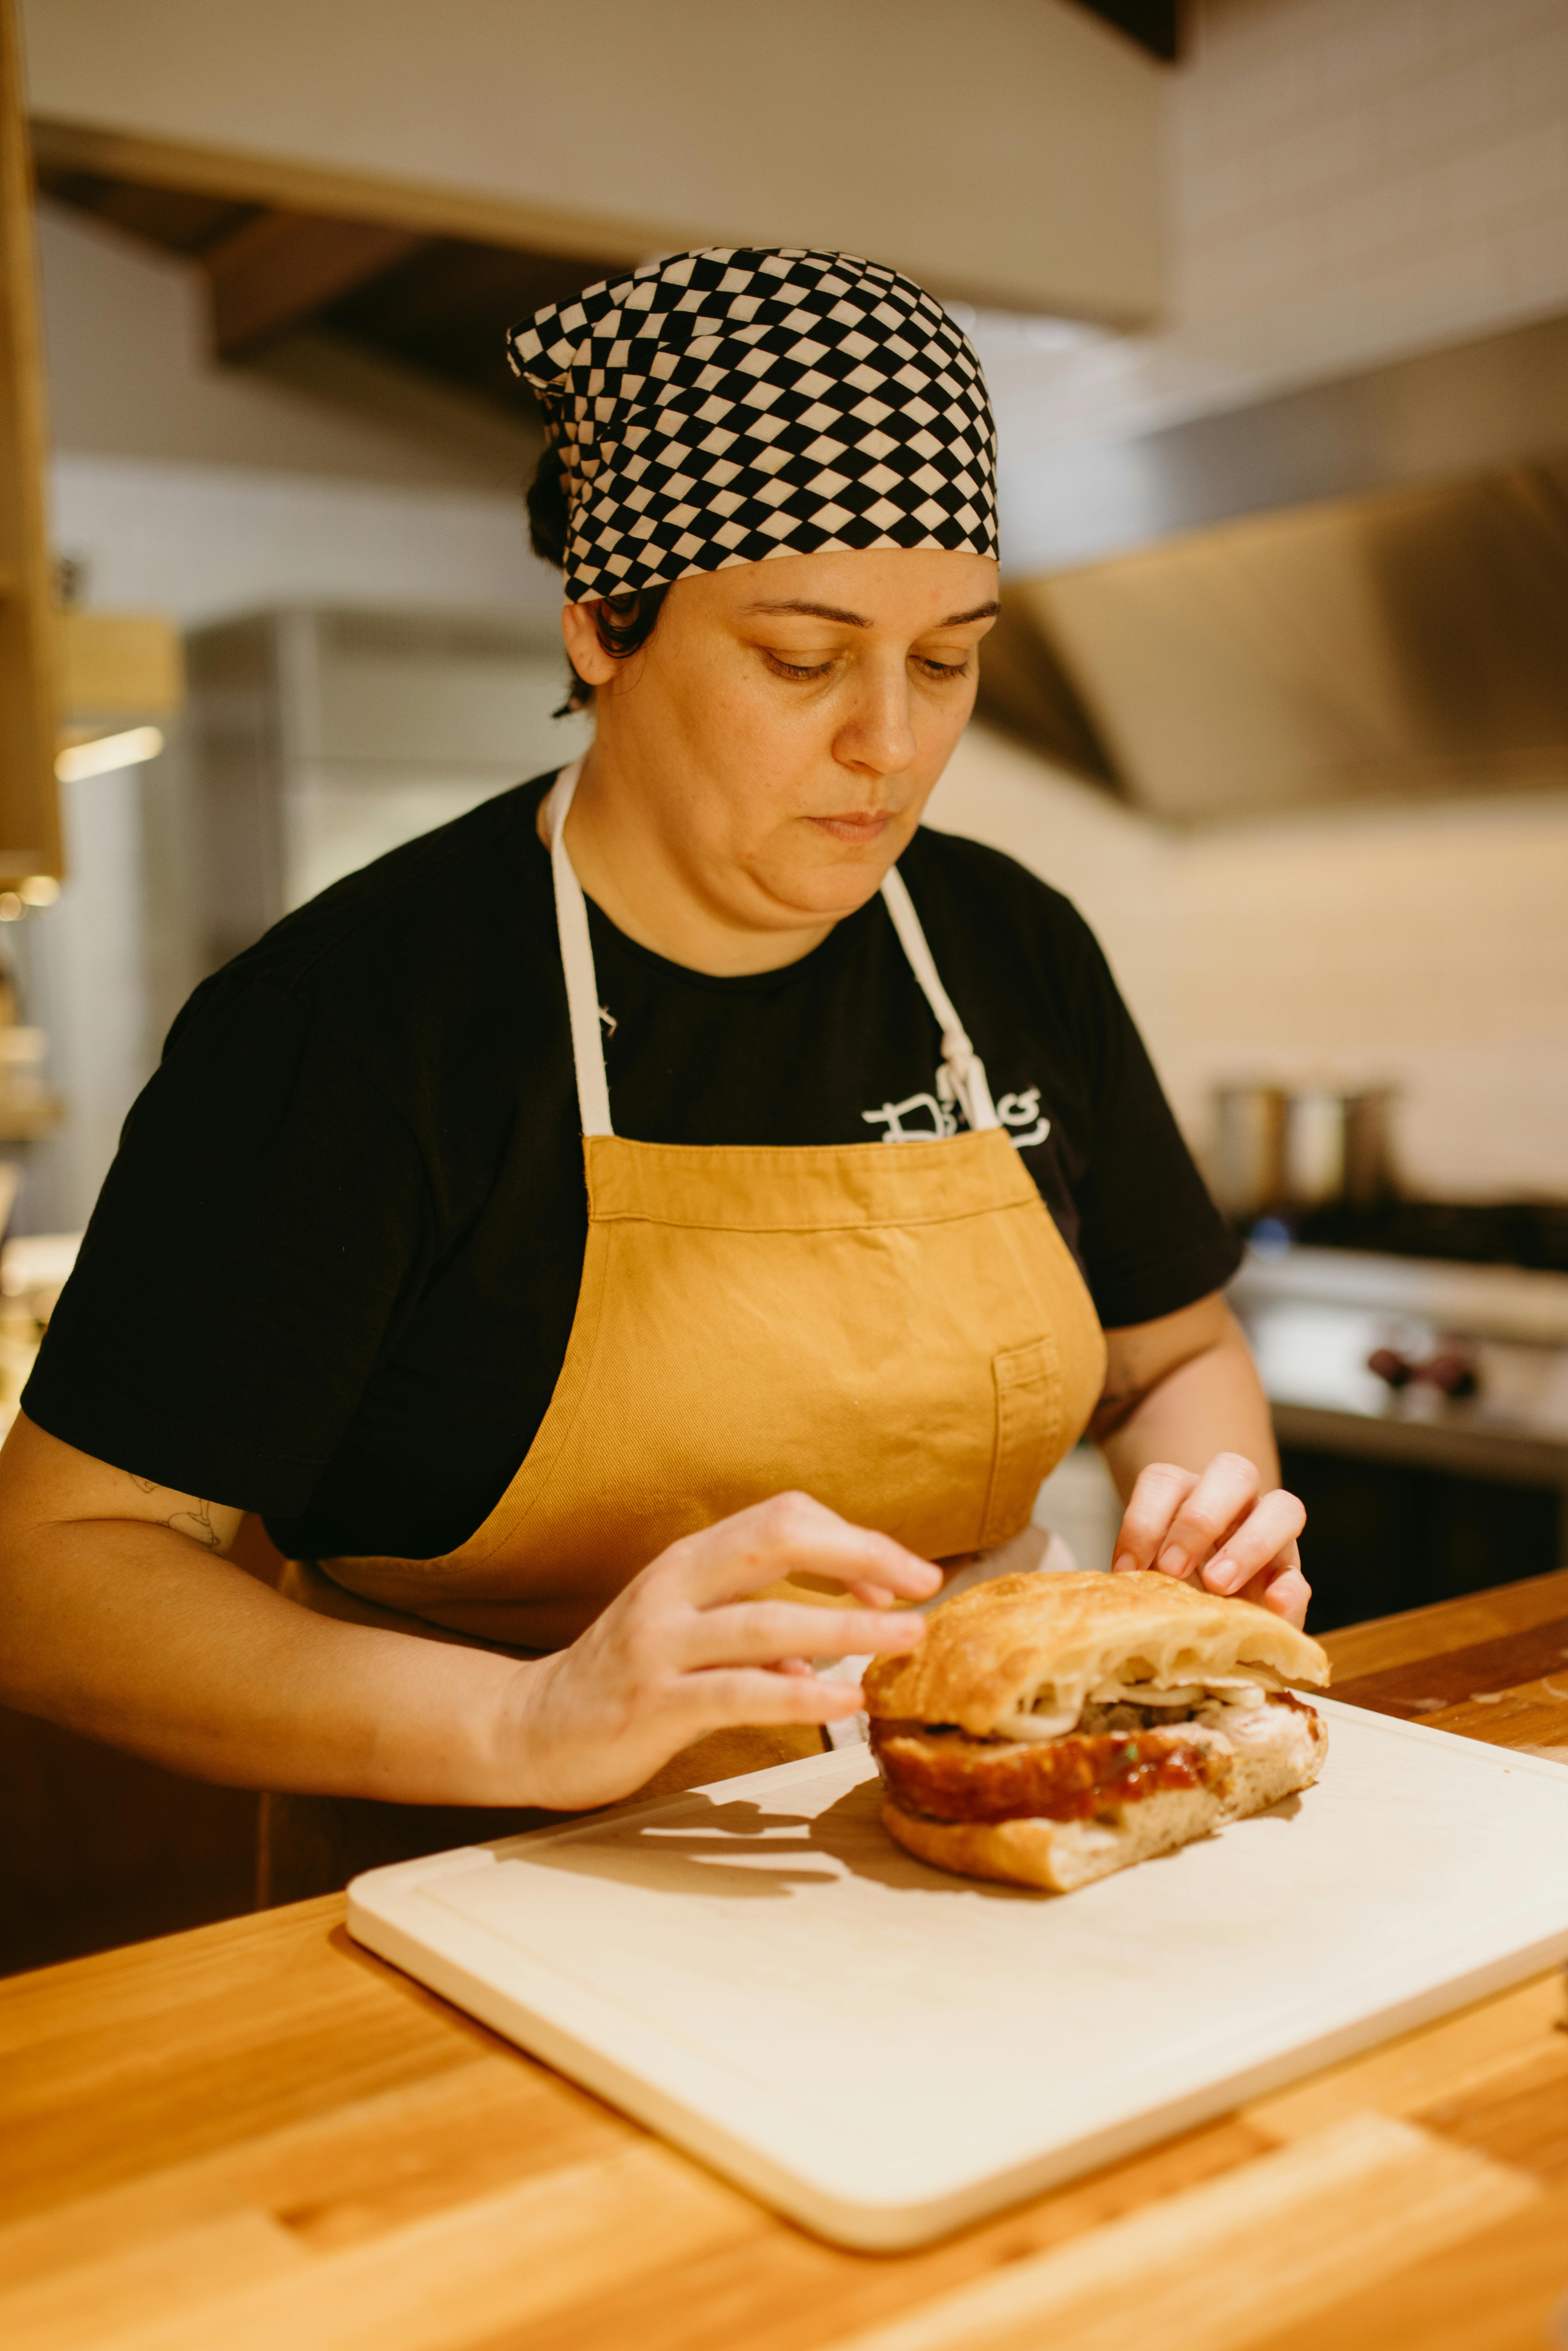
[980,310,1568,821]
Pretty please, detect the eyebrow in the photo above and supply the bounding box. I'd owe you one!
[745,598,1000,628]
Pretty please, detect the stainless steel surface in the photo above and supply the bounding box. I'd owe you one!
[1010,309,1568,575]
[1232,1245,1568,1491]
[991,308,1568,817]
[185,606,591,970]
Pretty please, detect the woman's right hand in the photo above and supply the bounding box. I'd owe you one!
[497,1491,940,1811]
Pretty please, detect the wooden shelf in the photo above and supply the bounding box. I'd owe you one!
[0,0,62,884]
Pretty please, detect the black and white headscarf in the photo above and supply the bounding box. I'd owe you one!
[506,247,997,604]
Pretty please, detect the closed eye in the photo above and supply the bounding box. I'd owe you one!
[761,650,975,683]
[765,653,836,681]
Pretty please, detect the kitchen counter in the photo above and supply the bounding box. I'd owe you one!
[4,1574,1567,2351]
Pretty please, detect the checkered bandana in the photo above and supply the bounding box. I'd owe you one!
[506,247,997,604]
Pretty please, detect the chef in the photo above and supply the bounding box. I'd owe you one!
[0,250,1309,1897]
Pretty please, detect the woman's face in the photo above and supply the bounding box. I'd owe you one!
[561,547,998,936]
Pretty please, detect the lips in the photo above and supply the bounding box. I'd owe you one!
[809,812,893,843]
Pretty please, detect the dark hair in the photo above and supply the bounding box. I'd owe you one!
[526,443,669,711]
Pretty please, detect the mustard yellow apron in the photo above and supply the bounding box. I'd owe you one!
[259,760,1106,1902]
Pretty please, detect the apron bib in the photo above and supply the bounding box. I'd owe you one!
[260,761,1106,1901]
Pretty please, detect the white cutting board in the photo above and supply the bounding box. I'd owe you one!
[347,1699,1568,2249]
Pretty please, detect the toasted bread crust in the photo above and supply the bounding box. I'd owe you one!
[865,1569,1328,1738]
[882,1791,1222,1892]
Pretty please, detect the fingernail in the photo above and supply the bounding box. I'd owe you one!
[1112,1553,1137,1575]
[1204,1557,1240,1592]
[1156,1546,1187,1576]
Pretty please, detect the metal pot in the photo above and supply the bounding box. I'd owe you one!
[1212,1086,1288,1221]
[1212,1084,1396,1219]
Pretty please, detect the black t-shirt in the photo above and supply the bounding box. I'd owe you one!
[24,773,1239,1561]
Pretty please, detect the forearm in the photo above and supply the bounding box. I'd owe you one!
[1097,1310,1279,1502]
[0,1517,525,1804]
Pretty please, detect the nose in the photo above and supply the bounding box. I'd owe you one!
[832,654,918,783]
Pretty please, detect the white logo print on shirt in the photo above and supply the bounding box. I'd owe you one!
[996,1087,1051,1148]
[862,1077,1050,1150]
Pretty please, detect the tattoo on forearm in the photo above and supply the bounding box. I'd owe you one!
[124,1470,222,1548]
[165,1498,221,1550]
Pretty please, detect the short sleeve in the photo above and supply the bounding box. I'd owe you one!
[22,975,432,1513]
[1066,929,1241,1329]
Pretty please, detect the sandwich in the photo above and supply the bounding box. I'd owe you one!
[865,1569,1329,1893]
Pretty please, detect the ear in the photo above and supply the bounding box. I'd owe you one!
[561,600,617,685]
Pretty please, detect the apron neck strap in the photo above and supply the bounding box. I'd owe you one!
[877,867,999,1134]
[545,759,614,1139]
[543,761,999,1139]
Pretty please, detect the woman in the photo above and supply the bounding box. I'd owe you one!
[0,250,1307,1894]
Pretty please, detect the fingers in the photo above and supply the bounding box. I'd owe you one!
[672,1666,873,1733]
[658,1491,943,1610]
[1200,1487,1307,1596]
[1113,1459,1310,1634]
[1253,1564,1310,1628]
[1152,1452,1260,1581]
[1112,1463,1197,1573]
[679,1599,925,1672]
[1230,1545,1311,1629]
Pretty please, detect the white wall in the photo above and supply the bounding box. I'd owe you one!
[20,0,1165,324]
[51,453,555,628]
[929,728,1568,1206]
[991,0,1568,559]
[1172,0,1568,390]
[1173,787,1568,1200]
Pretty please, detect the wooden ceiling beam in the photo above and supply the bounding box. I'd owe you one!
[203,210,427,360]
[28,114,666,271]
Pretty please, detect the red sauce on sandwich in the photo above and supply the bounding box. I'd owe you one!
[870,1719,1234,1825]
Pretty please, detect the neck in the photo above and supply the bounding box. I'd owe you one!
[545,747,844,978]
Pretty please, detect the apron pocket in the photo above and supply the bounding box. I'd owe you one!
[980,1336,1063,1550]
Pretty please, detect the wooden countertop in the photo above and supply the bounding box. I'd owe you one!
[4,1573,1567,2351]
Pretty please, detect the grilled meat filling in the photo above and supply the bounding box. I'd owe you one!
[871,1691,1315,1827]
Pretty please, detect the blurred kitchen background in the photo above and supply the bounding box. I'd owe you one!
[3,0,1568,1962]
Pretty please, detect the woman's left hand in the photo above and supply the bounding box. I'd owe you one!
[1111,1451,1309,1628]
